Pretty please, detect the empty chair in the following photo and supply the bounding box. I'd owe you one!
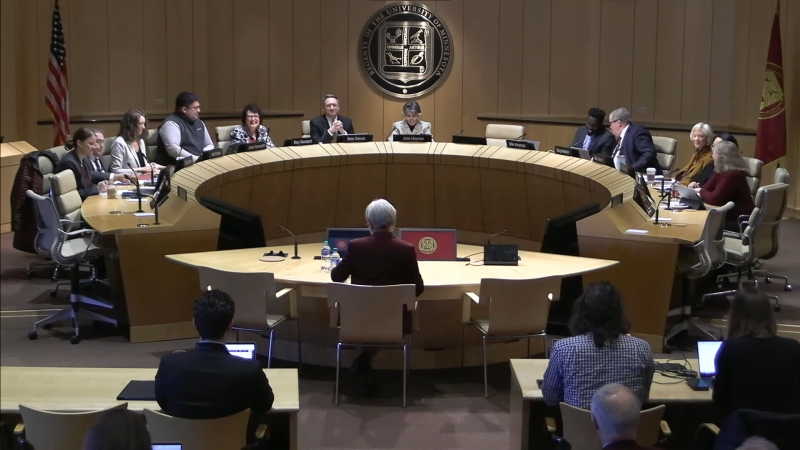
[741,156,764,198]
[144,128,159,162]
[17,403,127,450]
[215,124,239,154]
[553,403,668,450]
[25,190,117,344]
[652,136,678,173]
[485,124,526,147]
[327,283,416,407]
[144,408,252,450]
[301,120,311,138]
[774,167,789,184]
[198,268,301,368]
[461,277,561,397]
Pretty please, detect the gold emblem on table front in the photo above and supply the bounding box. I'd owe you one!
[418,237,437,254]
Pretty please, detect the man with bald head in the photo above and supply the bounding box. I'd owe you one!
[591,383,656,450]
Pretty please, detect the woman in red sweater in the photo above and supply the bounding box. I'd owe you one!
[693,140,755,232]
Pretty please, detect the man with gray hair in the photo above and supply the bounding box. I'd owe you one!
[331,199,424,393]
[607,107,661,175]
[591,383,656,450]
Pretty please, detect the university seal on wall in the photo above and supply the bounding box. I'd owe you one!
[418,237,437,254]
[359,2,453,98]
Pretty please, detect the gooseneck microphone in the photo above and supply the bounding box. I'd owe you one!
[454,129,464,136]
[389,125,400,141]
[487,229,507,244]
[126,163,144,213]
[278,226,301,259]
[514,133,527,140]
[653,177,672,227]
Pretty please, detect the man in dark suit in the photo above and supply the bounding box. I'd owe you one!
[591,383,657,450]
[330,198,424,392]
[155,289,274,443]
[571,108,616,156]
[309,94,355,144]
[85,129,125,184]
[608,108,662,174]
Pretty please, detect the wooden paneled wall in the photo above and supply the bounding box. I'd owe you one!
[1,0,798,210]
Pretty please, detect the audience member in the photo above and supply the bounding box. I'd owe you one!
[608,108,661,174]
[675,122,715,186]
[591,383,655,450]
[694,140,755,231]
[54,127,107,199]
[309,94,354,144]
[110,109,165,175]
[542,282,654,409]
[570,107,615,156]
[389,101,433,140]
[82,409,151,450]
[229,103,276,148]
[155,91,214,165]
[736,437,779,450]
[713,288,800,418]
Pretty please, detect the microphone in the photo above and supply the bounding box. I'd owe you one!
[653,177,672,227]
[454,129,464,136]
[278,226,301,259]
[389,125,400,141]
[149,162,157,186]
[514,133,526,140]
[487,229,507,244]
[126,163,144,213]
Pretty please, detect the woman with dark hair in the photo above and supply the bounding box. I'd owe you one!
[110,108,166,175]
[713,288,800,417]
[82,409,152,450]
[54,127,107,199]
[542,282,654,409]
[229,103,276,148]
[388,101,433,140]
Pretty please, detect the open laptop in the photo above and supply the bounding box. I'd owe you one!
[697,340,723,385]
[152,444,182,450]
[327,228,372,257]
[224,342,257,360]
[673,184,706,210]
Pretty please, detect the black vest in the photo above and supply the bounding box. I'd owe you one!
[155,113,208,165]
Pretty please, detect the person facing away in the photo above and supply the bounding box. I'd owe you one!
[154,91,215,165]
[83,409,152,450]
[155,289,274,419]
[713,288,800,419]
[570,107,616,156]
[607,107,661,174]
[542,282,654,409]
[591,383,657,450]
[309,94,355,144]
[687,132,740,189]
[389,100,433,140]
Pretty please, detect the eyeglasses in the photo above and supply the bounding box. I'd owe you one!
[186,105,201,111]
[246,114,260,119]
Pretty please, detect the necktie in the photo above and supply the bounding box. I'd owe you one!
[612,136,621,157]
[94,158,103,172]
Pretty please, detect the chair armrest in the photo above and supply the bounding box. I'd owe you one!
[464,292,480,304]
[276,287,298,319]
[60,227,97,238]
[412,300,420,331]
[723,230,743,239]
[545,417,556,433]
[696,423,719,435]
[660,420,672,437]
[255,423,268,440]
[14,423,24,435]
[461,292,480,324]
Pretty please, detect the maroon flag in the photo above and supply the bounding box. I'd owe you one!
[754,0,786,165]
[45,0,70,146]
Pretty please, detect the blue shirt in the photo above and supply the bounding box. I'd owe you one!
[582,134,592,150]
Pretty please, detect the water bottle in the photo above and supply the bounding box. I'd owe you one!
[321,241,331,272]
[330,248,341,270]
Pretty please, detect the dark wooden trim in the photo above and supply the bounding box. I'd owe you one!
[37,111,305,126]
[477,115,757,136]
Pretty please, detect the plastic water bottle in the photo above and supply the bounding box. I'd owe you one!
[330,248,341,270]
[321,241,331,272]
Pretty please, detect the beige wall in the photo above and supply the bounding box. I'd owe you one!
[1,0,798,211]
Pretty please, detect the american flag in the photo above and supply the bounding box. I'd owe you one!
[45,0,70,146]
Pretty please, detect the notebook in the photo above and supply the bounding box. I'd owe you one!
[116,380,156,401]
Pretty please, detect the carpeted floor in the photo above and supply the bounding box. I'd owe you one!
[1,222,798,450]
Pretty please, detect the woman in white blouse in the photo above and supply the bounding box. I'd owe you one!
[110,109,166,175]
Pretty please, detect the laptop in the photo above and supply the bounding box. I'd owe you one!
[555,146,591,160]
[116,380,156,401]
[397,228,458,261]
[225,341,257,360]
[673,184,706,210]
[326,228,372,257]
[697,340,723,385]
[483,244,519,266]
[152,444,182,450]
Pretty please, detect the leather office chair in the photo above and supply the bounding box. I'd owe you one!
[485,124,525,147]
[774,167,789,184]
[17,403,127,450]
[215,124,239,154]
[327,283,416,407]
[198,268,302,368]
[144,409,257,450]
[742,156,764,198]
[704,183,790,311]
[26,190,117,344]
[461,277,561,397]
[301,120,311,138]
[652,136,678,173]
[665,202,734,343]
[144,128,159,162]
[550,403,669,450]
[45,145,67,160]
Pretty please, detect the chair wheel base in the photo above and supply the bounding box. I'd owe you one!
[49,290,57,298]
[70,335,81,344]
[774,305,781,312]
[785,284,792,292]
[28,331,38,340]
[43,323,52,330]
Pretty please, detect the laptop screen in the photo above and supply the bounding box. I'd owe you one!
[697,341,723,376]
[152,444,182,450]
[225,342,256,360]
[327,228,372,257]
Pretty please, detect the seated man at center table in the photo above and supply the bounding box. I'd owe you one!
[330,199,424,392]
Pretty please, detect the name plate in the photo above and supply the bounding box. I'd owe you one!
[554,147,572,156]
[392,134,432,142]
[228,142,268,154]
[283,138,314,147]
[505,139,539,150]
[337,134,373,143]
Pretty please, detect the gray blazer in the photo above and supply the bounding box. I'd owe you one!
[389,120,433,141]
[110,136,150,175]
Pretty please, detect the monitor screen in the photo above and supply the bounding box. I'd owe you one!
[327,228,372,257]
[225,342,256,360]
[633,174,656,217]
[697,341,723,376]
[198,196,266,251]
[152,444,182,450]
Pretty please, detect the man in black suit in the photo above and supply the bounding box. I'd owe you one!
[155,289,274,443]
[309,94,355,144]
[331,198,424,393]
[608,107,662,174]
[571,108,616,156]
[85,129,125,184]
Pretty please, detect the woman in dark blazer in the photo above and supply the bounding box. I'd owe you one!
[54,127,106,199]
[713,288,800,418]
